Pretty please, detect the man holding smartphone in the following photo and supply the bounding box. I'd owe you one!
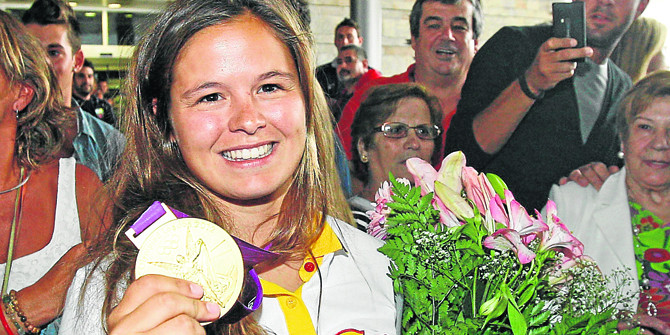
[445,0,649,212]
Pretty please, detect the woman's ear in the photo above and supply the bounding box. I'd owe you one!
[13,84,35,112]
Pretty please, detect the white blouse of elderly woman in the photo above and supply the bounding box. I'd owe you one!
[548,71,670,334]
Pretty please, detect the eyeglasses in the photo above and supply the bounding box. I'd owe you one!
[373,122,441,140]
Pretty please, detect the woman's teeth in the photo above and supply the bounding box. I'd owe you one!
[222,143,273,161]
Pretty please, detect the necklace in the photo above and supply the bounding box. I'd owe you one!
[1,167,26,296]
[0,169,31,195]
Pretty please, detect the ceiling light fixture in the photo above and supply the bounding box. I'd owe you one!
[108,3,122,9]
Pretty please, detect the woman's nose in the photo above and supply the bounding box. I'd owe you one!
[403,131,422,150]
[652,130,670,149]
[228,96,266,134]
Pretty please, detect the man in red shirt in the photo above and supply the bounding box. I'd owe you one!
[336,0,482,160]
[329,44,382,122]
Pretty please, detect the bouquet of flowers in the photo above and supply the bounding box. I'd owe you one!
[368,151,636,335]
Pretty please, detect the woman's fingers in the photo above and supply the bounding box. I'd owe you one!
[142,314,208,335]
[635,314,670,335]
[108,275,220,334]
[112,275,204,316]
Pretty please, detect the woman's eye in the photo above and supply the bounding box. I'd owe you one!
[636,123,652,131]
[199,93,221,103]
[258,84,281,94]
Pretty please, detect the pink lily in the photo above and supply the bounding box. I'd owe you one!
[483,228,536,264]
[432,152,474,221]
[406,157,439,195]
[436,151,466,194]
[461,166,496,216]
[406,157,462,227]
[489,190,548,244]
[484,191,548,264]
[537,200,584,260]
[461,166,497,233]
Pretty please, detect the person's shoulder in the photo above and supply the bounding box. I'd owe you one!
[489,24,551,45]
[73,95,86,104]
[80,109,117,133]
[551,170,628,206]
[363,68,383,81]
[607,59,633,89]
[548,171,625,211]
[74,160,103,185]
[93,95,114,109]
[316,61,335,73]
[550,178,600,202]
[327,216,384,251]
[372,70,412,87]
[79,109,124,148]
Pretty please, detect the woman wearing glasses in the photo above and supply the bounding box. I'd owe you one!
[349,83,443,229]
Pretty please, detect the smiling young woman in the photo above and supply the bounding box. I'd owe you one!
[58,1,397,334]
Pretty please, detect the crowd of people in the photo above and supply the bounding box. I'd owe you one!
[0,0,668,333]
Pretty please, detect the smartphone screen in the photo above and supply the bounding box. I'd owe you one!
[552,1,586,62]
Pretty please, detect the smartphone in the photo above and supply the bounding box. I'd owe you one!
[552,1,586,62]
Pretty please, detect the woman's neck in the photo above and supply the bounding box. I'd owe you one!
[359,182,378,202]
[0,121,20,188]
[216,196,282,246]
[626,176,670,222]
[219,195,306,292]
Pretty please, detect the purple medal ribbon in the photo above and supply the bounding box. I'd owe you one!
[130,201,278,324]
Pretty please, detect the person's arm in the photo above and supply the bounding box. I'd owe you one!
[473,38,592,154]
[12,244,88,329]
[10,164,109,330]
[75,163,110,242]
[446,26,541,168]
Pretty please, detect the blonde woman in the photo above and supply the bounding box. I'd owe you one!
[611,17,668,83]
[0,10,106,335]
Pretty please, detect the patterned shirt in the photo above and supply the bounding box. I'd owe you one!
[629,201,670,322]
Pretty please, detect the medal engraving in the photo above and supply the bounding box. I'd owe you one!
[135,218,244,316]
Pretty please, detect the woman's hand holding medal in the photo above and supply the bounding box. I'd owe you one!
[108,275,220,334]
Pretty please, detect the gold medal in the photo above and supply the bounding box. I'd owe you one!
[130,211,244,318]
[127,202,276,324]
